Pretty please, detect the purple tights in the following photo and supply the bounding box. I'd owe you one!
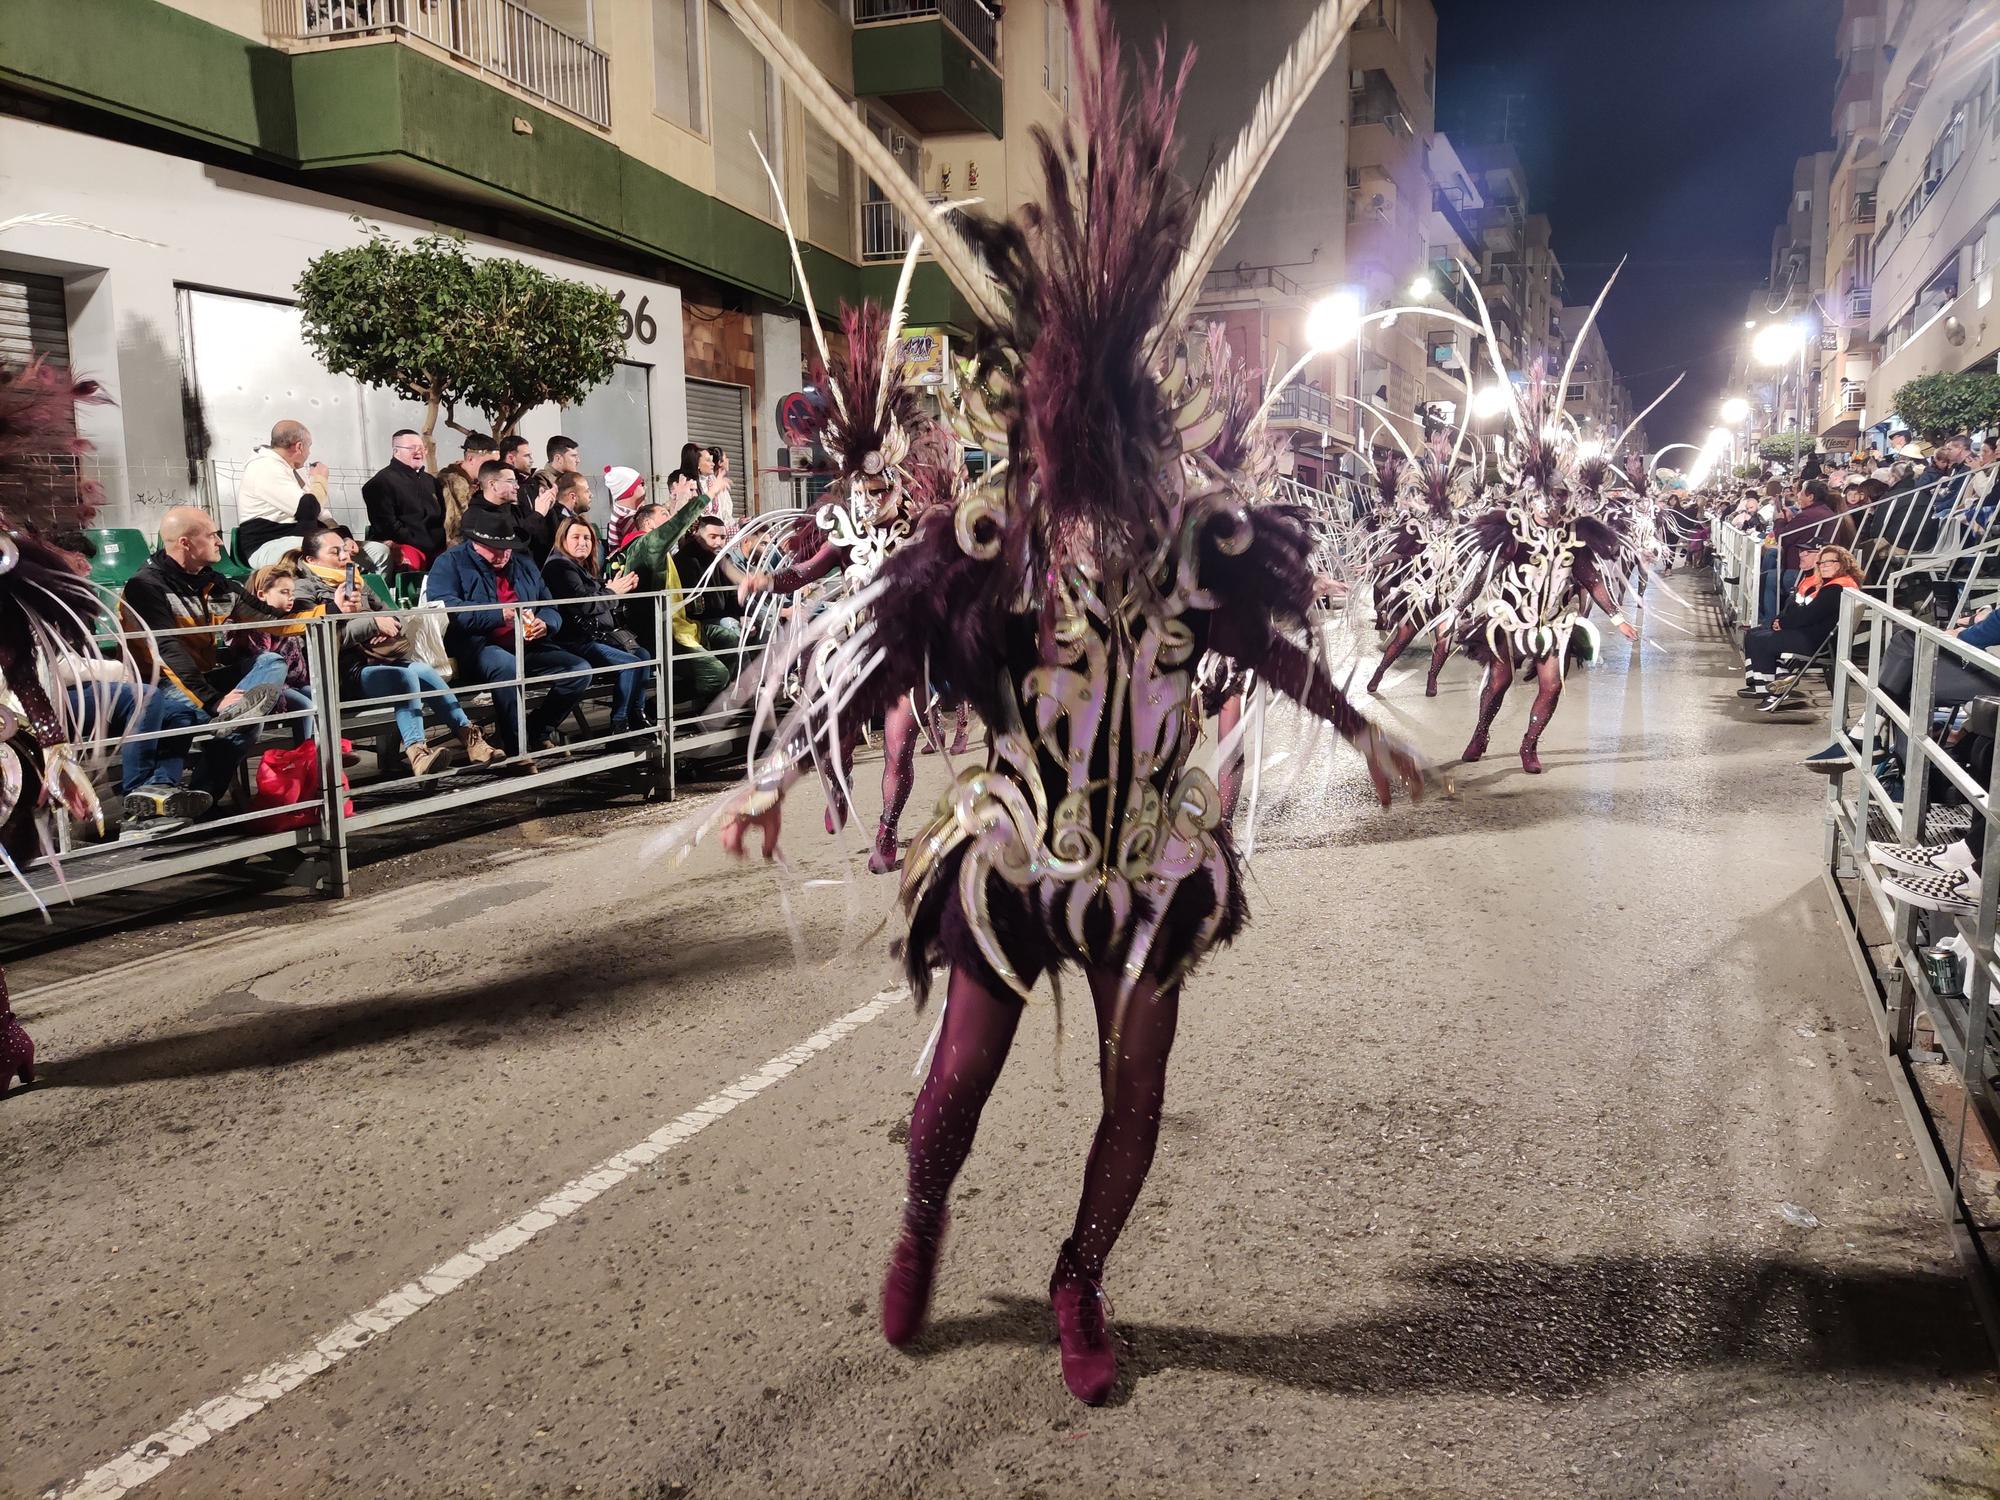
[902,964,1181,1279]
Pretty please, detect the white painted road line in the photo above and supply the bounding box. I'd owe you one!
[48,986,909,1500]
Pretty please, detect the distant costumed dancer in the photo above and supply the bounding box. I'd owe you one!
[752,293,969,873]
[662,0,1425,1404]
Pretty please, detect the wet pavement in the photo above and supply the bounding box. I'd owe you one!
[4,577,1996,1499]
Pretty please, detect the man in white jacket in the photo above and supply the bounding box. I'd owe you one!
[237,419,332,566]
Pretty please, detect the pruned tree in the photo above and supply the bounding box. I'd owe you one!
[296,224,623,468]
[1757,431,1817,463]
[1892,372,2000,443]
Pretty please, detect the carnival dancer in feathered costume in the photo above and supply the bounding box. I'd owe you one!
[1363,426,1474,698]
[745,293,968,872]
[669,0,1423,1405]
[0,360,138,1092]
[1449,374,1640,775]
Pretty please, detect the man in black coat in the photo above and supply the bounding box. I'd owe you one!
[361,429,447,569]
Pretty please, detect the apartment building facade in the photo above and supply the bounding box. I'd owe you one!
[0,0,1071,528]
[1817,0,1886,447]
[1864,0,2000,425]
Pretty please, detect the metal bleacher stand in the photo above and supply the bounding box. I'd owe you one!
[1817,571,2000,1329]
[3,579,761,922]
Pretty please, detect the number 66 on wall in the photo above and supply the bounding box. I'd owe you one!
[614,291,659,346]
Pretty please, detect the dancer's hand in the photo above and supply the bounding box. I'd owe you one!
[1359,722,1427,807]
[1616,620,1639,641]
[722,798,782,860]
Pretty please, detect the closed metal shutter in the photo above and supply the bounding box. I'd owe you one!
[684,377,749,502]
[0,272,69,366]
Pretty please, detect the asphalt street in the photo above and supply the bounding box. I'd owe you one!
[4,585,1995,1499]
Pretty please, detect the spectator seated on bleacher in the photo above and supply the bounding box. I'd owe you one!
[234,564,316,746]
[441,433,499,548]
[674,512,768,655]
[1803,597,2000,774]
[426,505,588,758]
[606,493,732,714]
[1738,544,1861,699]
[237,420,335,569]
[361,429,446,574]
[115,506,291,833]
[292,527,502,777]
[542,517,653,736]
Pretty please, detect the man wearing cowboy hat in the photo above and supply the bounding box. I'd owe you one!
[426,505,592,757]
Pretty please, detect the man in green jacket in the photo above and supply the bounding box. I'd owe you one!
[607,492,733,712]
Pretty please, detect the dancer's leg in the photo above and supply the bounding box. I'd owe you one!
[1068,970,1181,1275]
[1050,968,1182,1404]
[1463,648,1514,762]
[883,965,1023,1346]
[948,704,971,756]
[1519,655,1564,775]
[1216,693,1243,823]
[0,967,31,1092]
[872,695,921,873]
[1424,631,1452,697]
[1366,617,1421,694]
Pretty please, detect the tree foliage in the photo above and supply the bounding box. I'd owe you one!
[1757,431,1817,462]
[1892,372,2000,442]
[295,224,623,466]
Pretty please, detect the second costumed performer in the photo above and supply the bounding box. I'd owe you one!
[678,0,1424,1404]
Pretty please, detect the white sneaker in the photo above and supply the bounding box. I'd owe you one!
[1881,868,1979,916]
[1867,839,1975,878]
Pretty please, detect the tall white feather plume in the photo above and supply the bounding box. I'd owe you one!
[1553,255,1624,409]
[1611,371,1686,457]
[748,133,838,414]
[712,0,1007,330]
[1155,0,1370,348]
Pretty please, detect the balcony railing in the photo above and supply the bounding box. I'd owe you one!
[1200,264,1303,302]
[1268,383,1334,429]
[1848,287,1873,321]
[1854,190,1878,224]
[264,0,609,126]
[854,0,999,67]
[861,194,955,263]
[1842,385,1867,412]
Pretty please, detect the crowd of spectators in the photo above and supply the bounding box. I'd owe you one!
[1712,432,2000,920]
[91,419,757,835]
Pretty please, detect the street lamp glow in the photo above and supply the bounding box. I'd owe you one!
[1751,321,1808,366]
[1575,439,1604,461]
[1720,396,1752,425]
[1744,319,1758,329]
[1305,289,1365,350]
[1408,273,1435,301]
[1688,427,1732,489]
[1471,383,1512,420]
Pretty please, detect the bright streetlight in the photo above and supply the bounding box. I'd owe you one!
[1408,273,1434,301]
[1471,383,1512,420]
[1687,427,1732,489]
[1720,396,1752,425]
[1305,289,1365,350]
[1751,321,1808,366]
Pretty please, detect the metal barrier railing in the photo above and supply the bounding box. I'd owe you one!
[4,579,769,920]
[1711,514,1763,629]
[1821,585,2000,1314]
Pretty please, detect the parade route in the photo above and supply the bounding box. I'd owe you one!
[6,611,1995,1500]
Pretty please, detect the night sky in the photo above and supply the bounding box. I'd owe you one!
[1432,0,1842,449]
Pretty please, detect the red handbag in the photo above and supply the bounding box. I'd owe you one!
[251,739,355,832]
